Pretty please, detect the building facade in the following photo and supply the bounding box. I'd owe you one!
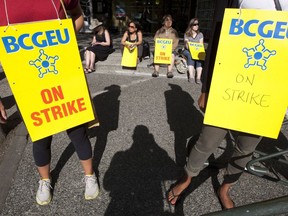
[81,0,215,39]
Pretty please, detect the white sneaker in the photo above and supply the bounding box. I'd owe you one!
[36,179,52,205]
[84,174,99,200]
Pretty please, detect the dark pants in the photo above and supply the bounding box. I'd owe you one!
[33,124,92,167]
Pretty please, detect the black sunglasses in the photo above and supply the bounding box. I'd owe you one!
[192,23,199,26]
[129,25,135,28]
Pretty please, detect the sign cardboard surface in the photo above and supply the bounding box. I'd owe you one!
[154,38,172,64]
[188,42,205,60]
[121,42,138,67]
[204,9,288,138]
[0,19,95,141]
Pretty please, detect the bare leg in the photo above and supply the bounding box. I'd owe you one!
[188,65,195,81]
[37,164,50,179]
[80,158,94,175]
[167,174,192,205]
[218,183,234,209]
[167,54,175,72]
[89,53,96,70]
[196,67,203,83]
[85,51,90,69]
[154,64,160,72]
[196,67,202,80]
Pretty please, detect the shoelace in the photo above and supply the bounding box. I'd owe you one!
[84,175,96,188]
[39,180,52,191]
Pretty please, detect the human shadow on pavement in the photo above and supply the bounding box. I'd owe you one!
[0,70,6,81]
[88,85,121,176]
[50,142,75,190]
[165,84,204,167]
[103,125,181,216]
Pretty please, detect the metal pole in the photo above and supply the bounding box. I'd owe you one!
[202,195,288,216]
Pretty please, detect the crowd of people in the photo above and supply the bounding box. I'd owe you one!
[0,0,287,213]
[83,14,204,81]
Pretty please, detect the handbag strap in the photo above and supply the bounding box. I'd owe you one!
[274,0,282,11]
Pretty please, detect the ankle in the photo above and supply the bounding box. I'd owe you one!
[180,175,192,187]
[219,183,231,194]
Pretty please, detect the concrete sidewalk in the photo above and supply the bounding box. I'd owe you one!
[1,33,287,216]
[77,32,186,77]
[0,32,186,213]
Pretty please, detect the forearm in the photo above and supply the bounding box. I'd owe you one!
[68,2,84,32]
[0,100,7,123]
[73,15,84,33]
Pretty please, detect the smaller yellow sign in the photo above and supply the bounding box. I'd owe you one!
[121,42,138,67]
[154,38,172,64]
[188,42,205,60]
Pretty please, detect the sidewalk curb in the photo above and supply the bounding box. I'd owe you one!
[0,122,28,213]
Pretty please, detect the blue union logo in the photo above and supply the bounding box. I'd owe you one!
[242,39,276,71]
[29,49,59,78]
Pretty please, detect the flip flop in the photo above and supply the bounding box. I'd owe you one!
[166,188,183,205]
[84,68,89,73]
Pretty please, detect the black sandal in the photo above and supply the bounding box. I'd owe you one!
[166,188,183,205]
[152,71,159,77]
[167,72,174,78]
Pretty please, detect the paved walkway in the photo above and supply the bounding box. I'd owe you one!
[76,32,186,76]
[0,32,288,216]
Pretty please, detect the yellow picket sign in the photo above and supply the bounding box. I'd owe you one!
[204,9,288,138]
[0,19,95,141]
[154,38,172,64]
[121,42,138,67]
[188,42,205,60]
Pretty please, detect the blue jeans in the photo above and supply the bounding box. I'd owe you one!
[182,49,203,68]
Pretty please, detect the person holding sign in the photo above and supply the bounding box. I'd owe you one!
[152,14,179,78]
[84,19,114,73]
[120,21,143,63]
[167,0,288,209]
[182,18,204,84]
[0,0,99,205]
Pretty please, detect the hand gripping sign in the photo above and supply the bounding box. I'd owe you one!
[0,19,96,141]
[121,42,138,67]
[188,42,205,60]
[204,9,288,138]
[154,38,173,64]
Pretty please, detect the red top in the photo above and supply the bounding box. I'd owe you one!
[0,0,78,26]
